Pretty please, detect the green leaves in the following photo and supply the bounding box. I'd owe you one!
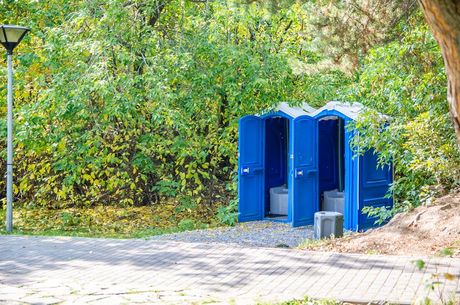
[1,0,334,211]
[342,15,460,212]
[413,259,426,270]
[1,0,455,228]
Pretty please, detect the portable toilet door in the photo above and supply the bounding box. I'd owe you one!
[357,149,393,230]
[291,115,318,227]
[311,101,393,231]
[238,115,264,222]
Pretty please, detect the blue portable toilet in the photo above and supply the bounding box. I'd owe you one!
[238,101,393,230]
[238,103,318,227]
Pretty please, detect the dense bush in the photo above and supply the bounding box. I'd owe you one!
[0,1,458,224]
[343,16,460,215]
[0,0,345,212]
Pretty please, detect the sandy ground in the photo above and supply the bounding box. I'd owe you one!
[303,192,460,257]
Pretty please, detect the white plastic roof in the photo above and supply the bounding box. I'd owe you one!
[271,101,368,120]
[262,101,387,121]
[275,102,317,118]
[310,101,365,120]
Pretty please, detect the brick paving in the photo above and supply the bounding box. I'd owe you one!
[0,236,459,304]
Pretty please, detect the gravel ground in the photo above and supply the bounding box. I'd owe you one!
[150,221,314,248]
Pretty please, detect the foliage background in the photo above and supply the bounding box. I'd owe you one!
[0,0,458,225]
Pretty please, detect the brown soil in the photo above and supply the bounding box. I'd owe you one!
[304,192,460,257]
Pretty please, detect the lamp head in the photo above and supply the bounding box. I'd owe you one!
[0,25,30,54]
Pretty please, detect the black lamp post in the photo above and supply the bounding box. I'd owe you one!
[0,25,30,232]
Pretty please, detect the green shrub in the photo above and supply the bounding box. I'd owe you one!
[1,2,458,227]
[343,16,460,220]
[0,0,347,215]
[177,218,197,231]
[217,198,239,226]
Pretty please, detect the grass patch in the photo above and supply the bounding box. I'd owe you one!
[297,235,343,250]
[437,240,460,257]
[0,204,220,238]
[297,232,355,251]
[297,238,330,249]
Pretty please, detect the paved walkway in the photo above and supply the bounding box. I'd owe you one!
[0,236,459,305]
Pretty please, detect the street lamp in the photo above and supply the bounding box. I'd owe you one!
[0,25,30,232]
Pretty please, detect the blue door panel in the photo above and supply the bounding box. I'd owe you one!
[292,116,318,227]
[239,174,263,221]
[238,115,264,222]
[359,198,390,230]
[358,150,393,230]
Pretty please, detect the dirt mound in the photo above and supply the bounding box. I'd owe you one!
[304,192,460,256]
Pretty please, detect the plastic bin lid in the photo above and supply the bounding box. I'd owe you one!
[315,211,343,217]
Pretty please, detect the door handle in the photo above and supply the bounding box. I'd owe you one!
[241,167,263,175]
[295,168,306,178]
[295,169,304,177]
[295,168,317,179]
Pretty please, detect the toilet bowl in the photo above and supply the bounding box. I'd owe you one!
[323,189,344,214]
[269,185,288,215]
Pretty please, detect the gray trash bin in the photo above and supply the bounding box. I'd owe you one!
[314,211,343,239]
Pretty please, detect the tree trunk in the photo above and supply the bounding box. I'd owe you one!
[418,0,460,147]
[149,1,169,27]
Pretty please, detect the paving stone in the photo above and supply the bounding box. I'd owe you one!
[0,235,459,304]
